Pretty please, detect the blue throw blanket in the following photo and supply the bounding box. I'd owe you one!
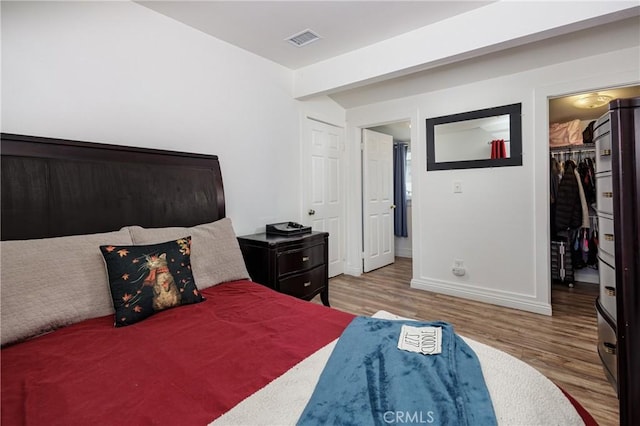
[297,317,496,426]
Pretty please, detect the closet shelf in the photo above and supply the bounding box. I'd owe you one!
[550,144,595,153]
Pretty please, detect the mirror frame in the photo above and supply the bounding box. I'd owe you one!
[426,103,522,171]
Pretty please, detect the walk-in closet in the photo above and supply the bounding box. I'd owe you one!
[548,86,639,289]
[548,87,640,420]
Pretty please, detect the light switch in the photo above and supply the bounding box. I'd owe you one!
[453,181,462,193]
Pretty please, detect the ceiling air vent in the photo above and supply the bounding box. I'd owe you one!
[286,29,321,47]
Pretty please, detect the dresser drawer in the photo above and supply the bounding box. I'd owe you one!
[598,215,615,259]
[279,265,326,300]
[277,243,324,276]
[594,117,611,174]
[596,172,614,215]
[598,256,616,319]
[596,300,618,391]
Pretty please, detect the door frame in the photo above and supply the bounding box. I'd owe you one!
[344,111,417,276]
[533,71,640,314]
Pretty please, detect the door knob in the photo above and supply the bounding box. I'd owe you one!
[390,205,396,209]
[308,209,316,215]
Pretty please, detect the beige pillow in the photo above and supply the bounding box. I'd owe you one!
[128,218,249,289]
[0,229,133,346]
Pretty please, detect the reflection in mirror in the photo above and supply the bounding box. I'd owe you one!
[426,103,522,171]
[434,114,510,162]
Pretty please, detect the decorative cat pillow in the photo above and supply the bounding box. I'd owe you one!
[100,237,204,327]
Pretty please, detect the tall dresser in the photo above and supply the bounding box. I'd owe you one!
[593,97,639,426]
[594,109,617,388]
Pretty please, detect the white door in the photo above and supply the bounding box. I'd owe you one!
[303,117,344,277]
[362,129,395,272]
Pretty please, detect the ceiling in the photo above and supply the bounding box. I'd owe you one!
[136,1,493,70]
[369,121,412,143]
[549,85,640,124]
[135,1,638,142]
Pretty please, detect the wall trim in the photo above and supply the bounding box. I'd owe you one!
[395,248,412,258]
[410,277,552,316]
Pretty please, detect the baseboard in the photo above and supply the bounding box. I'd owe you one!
[395,248,412,258]
[574,267,599,284]
[410,277,552,316]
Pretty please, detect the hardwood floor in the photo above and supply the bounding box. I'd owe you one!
[314,257,618,425]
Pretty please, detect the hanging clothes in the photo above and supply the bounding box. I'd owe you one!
[555,160,583,231]
[578,157,596,205]
[550,143,599,279]
[587,219,599,266]
[574,167,590,229]
[550,157,561,239]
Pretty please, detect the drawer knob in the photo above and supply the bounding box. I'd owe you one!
[604,234,614,241]
[605,286,616,296]
[303,281,312,287]
[302,256,310,262]
[602,191,613,198]
[604,342,616,355]
[601,149,611,156]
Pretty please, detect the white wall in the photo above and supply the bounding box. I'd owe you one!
[346,43,639,315]
[1,1,302,235]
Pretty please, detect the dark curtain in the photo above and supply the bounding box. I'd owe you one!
[393,143,408,237]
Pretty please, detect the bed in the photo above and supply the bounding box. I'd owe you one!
[1,133,596,425]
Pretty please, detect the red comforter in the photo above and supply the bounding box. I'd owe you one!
[1,280,354,425]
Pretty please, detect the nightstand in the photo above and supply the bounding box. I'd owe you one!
[237,231,330,306]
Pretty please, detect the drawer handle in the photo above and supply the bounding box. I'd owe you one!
[604,342,616,355]
[604,234,614,241]
[303,281,312,287]
[605,286,616,296]
[302,256,310,262]
[601,149,611,156]
[602,191,613,198]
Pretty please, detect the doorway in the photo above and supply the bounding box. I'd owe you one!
[364,121,412,273]
[547,85,640,294]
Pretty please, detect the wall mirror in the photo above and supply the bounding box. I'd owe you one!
[426,103,522,171]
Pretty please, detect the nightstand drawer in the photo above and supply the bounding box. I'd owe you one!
[278,244,324,276]
[279,265,326,300]
[237,231,330,306]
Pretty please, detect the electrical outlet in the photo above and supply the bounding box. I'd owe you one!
[453,181,462,193]
[452,259,465,276]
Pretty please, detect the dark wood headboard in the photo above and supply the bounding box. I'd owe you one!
[1,133,225,241]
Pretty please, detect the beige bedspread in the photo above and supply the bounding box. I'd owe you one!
[213,310,584,426]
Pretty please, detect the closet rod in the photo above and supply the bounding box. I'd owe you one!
[549,146,595,154]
